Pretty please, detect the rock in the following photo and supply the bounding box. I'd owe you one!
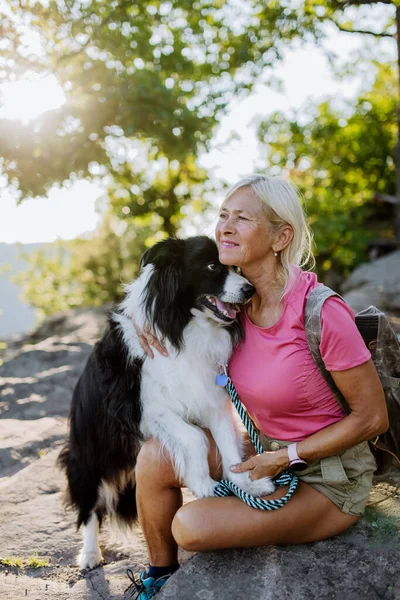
[1,306,400,599]
[0,306,194,598]
[342,251,400,314]
[158,526,400,600]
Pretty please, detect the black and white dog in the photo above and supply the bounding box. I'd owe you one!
[58,236,275,570]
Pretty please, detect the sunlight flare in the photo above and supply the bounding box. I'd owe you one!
[0,73,65,122]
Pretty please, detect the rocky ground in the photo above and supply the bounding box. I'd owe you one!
[1,304,400,599]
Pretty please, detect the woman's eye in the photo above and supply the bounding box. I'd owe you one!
[238,215,248,220]
[207,263,217,271]
[218,213,227,220]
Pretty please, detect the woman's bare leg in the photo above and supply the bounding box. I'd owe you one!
[135,435,222,566]
[136,434,358,564]
[171,482,359,552]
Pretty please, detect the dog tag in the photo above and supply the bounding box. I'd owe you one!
[216,373,229,387]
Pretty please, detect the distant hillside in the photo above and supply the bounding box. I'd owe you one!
[0,243,47,337]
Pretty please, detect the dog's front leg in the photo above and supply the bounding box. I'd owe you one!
[143,410,218,498]
[208,397,275,497]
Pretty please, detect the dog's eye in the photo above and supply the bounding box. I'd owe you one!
[207,263,217,271]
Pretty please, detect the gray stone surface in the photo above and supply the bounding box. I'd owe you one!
[0,307,194,599]
[158,535,400,600]
[1,306,400,599]
[342,251,400,313]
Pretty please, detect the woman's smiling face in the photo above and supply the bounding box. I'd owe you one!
[215,187,275,269]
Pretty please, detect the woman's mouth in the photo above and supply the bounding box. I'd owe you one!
[220,241,239,248]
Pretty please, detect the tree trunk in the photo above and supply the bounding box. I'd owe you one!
[395,6,400,245]
[163,215,177,238]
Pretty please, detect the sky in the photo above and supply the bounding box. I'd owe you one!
[0,11,395,245]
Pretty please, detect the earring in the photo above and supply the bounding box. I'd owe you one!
[274,251,278,257]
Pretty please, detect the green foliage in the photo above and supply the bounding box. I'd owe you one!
[108,151,212,236]
[257,62,397,279]
[0,0,321,198]
[15,217,148,318]
[15,153,215,316]
[3,0,398,316]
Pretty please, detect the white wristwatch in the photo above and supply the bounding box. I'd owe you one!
[287,443,308,471]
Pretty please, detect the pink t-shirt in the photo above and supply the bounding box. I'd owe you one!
[229,269,371,442]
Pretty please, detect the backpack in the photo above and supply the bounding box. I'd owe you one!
[305,285,400,474]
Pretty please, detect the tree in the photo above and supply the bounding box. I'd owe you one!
[14,152,215,315]
[301,0,400,242]
[0,0,319,199]
[107,148,212,237]
[14,214,150,317]
[258,62,397,279]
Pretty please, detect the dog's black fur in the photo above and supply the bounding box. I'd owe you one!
[58,236,244,533]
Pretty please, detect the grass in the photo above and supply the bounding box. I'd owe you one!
[0,340,6,366]
[0,553,50,569]
[364,506,399,540]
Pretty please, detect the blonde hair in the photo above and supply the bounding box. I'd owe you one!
[224,174,314,292]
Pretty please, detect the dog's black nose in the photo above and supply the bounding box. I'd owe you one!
[241,283,256,299]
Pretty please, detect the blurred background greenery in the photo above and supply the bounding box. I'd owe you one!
[0,0,398,328]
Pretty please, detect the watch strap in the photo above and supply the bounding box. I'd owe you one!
[287,443,306,467]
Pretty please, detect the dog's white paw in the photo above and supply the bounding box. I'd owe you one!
[188,477,218,499]
[228,472,275,497]
[78,549,103,571]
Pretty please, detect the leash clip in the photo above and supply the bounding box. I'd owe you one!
[215,364,230,387]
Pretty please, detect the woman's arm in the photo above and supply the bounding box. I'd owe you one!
[296,359,388,462]
[231,359,389,480]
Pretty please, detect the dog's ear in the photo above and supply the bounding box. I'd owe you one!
[139,238,181,271]
[139,243,162,270]
[142,239,191,350]
[139,247,152,270]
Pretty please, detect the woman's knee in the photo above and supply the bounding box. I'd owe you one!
[136,439,178,486]
[171,504,205,552]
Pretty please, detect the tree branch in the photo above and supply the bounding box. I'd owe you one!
[329,0,395,7]
[374,192,400,205]
[332,19,395,37]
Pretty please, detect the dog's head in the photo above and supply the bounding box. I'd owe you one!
[139,236,254,349]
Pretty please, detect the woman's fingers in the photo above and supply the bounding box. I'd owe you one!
[144,329,168,357]
[139,334,155,359]
[230,452,285,480]
[132,318,168,358]
[230,457,255,473]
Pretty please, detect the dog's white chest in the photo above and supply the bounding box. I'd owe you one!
[140,321,232,424]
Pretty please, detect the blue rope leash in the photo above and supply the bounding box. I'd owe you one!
[214,379,298,510]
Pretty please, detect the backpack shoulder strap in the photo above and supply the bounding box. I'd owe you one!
[304,285,350,415]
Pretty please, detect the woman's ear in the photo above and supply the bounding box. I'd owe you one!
[274,225,294,252]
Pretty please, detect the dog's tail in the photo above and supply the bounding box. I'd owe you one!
[115,477,138,528]
[56,443,74,510]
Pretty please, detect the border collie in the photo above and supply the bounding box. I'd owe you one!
[58,236,275,570]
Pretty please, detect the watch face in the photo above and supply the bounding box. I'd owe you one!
[290,461,308,472]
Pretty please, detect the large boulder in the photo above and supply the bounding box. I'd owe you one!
[342,250,400,316]
[1,306,400,599]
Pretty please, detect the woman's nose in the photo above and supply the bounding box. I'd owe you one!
[219,216,235,234]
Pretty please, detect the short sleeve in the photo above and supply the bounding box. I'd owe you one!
[320,297,371,371]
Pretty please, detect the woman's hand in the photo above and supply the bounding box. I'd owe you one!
[132,318,168,359]
[230,449,289,480]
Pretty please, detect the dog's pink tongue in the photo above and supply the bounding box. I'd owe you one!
[216,299,237,318]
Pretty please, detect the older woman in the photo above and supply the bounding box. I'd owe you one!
[131,175,388,599]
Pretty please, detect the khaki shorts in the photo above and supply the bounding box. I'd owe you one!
[258,433,377,517]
